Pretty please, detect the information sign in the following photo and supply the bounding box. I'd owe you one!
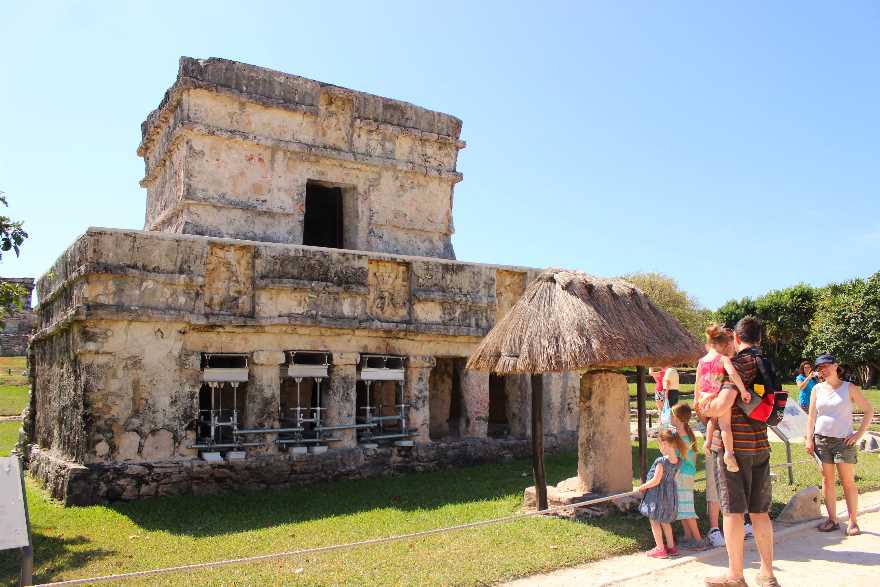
[0,457,30,551]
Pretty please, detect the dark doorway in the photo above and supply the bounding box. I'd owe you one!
[429,358,465,441]
[303,182,343,248]
[488,374,510,438]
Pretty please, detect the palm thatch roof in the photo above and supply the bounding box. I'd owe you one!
[467,269,704,374]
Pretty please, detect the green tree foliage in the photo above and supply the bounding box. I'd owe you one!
[805,272,880,386]
[714,297,757,330]
[713,286,817,376]
[755,284,817,376]
[0,194,28,325]
[622,272,710,340]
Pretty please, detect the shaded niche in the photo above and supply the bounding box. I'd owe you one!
[303,182,343,248]
[487,374,510,438]
[429,358,466,440]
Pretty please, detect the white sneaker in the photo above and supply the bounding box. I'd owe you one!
[744,523,754,540]
[708,528,725,547]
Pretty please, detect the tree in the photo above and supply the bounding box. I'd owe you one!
[622,272,710,341]
[712,285,818,376]
[754,284,817,376]
[714,297,757,330]
[805,272,880,387]
[0,193,29,325]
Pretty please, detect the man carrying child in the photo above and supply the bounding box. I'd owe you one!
[703,316,779,587]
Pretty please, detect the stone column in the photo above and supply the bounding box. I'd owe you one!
[405,356,435,444]
[543,373,562,436]
[577,370,632,494]
[505,374,531,438]
[249,350,285,453]
[562,371,583,434]
[327,352,359,448]
[459,368,490,438]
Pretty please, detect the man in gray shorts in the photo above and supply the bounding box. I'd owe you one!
[703,425,725,547]
[703,317,778,587]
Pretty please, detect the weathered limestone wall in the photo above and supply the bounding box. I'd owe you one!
[0,277,36,356]
[29,435,574,506]
[35,228,503,336]
[29,226,583,503]
[138,58,464,259]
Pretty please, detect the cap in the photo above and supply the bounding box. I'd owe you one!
[814,354,837,367]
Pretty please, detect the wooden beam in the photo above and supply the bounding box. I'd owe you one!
[636,366,648,482]
[530,373,548,511]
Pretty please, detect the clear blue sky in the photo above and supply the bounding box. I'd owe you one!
[1,1,878,309]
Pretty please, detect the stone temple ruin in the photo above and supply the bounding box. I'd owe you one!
[1,278,36,356]
[24,58,628,505]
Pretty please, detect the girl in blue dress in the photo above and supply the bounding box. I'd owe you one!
[637,429,687,558]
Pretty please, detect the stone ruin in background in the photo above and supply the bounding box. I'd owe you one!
[0,277,35,357]
[22,57,631,505]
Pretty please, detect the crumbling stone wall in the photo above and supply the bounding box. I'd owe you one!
[0,277,36,356]
[138,57,464,259]
[29,434,575,506]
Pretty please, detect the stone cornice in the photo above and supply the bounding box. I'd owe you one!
[32,303,490,344]
[139,121,464,188]
[139,57,465,158]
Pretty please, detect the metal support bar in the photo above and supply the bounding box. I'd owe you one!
[769,425,795,485]
[189,442,265,449]
[370,415,406,422]
[315,423,377,432]
[366,431,418,441]
[236,426,305,435]
[275,437,340,445]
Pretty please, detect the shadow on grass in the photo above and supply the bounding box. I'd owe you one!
[0,534,115,586]
[110,447,662,539]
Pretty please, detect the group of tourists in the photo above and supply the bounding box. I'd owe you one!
[636,316,875,587]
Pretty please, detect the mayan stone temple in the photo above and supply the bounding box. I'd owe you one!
[24,57,604,505]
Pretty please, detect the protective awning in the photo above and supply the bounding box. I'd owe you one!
[283,364,329,379]
[201,368,249,383]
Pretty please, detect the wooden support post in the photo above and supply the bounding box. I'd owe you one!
[636,366,649,483]
[530,373,548,511]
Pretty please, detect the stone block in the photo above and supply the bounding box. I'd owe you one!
[577,371,632,494]
[141,430,174,460]
[116,432,141,460]
[777,486,822,523]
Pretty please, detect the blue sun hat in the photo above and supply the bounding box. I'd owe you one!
[814,354,837,368]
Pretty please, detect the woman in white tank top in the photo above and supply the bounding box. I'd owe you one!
[806,354,874,536]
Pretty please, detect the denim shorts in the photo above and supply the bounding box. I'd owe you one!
[814,434,857,465]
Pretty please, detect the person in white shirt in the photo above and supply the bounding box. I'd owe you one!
[662,366,680,407]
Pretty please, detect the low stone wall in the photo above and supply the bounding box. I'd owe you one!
[27,432,577,506]
[0,333,30,356]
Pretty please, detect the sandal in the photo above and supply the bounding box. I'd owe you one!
[817,518,840,532]
[846,523,861,536]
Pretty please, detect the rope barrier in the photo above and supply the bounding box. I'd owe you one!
[34,446,880,586]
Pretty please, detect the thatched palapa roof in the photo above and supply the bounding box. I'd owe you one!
[467,269,704,374]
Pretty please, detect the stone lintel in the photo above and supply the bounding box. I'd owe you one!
[252,350,285,366]
[406,355,436,369]
[331,352,360,366]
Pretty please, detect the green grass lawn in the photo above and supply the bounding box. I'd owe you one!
[1,429,878,586]
[861,388,880,412]
[0,384,28,416]
[0,356,28,386]
[0,420,19,457]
